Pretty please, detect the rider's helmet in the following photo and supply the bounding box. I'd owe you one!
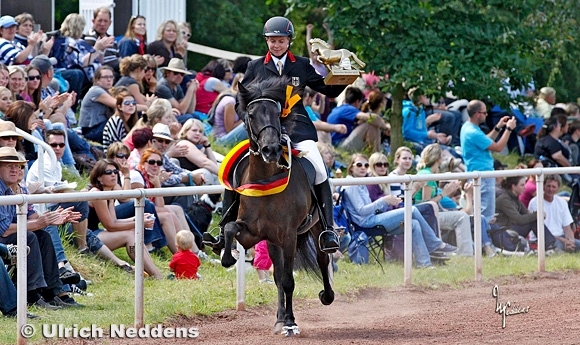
[263,16,294,39]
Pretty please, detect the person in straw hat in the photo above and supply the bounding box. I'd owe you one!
[156,57,199,124]
[0,147,83,308]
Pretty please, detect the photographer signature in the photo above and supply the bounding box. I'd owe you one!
[492,285,530,328]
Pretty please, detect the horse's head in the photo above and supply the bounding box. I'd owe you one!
[238,77,288,164]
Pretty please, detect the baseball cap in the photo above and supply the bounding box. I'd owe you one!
[30,55,57,74]
[0,16,18,29]
[494,159,507,170]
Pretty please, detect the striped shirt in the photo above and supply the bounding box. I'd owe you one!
[0,38,27,65]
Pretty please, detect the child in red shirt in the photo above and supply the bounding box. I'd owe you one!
[169,230,201,279]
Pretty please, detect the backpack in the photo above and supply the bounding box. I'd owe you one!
[207,93,235,126]
[490,228,529,253]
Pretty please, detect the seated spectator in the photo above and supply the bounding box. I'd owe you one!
[519,159,543,208]
[169,230,201,280]
[176,22,191,64]
[156,58,199,123]
[26,129,90,251]
[118,15,148,58]
[79,65,116,143]
[146,20,183,68]
[317,142,345,179]
[0,86,11,119]
[87,159,163,278]
[403,87,459,153]
[24,64,42,106]
[0,63,7,86]
[130,148,201,254]
[194,59,228,116]
[83,7,119,73]
[0,147,81,308]
[535,116,570,167]
[0,242,38,318]
[0,15,43,65]
[535,87,556,119]
[304,86,346,145]
[388,146,414,197]
[366,152,392,200]
[127,127,153,169]
[59,13,110,88]
[7,66,28,101]
[566,102,580,120]
[562,120,580,166]
[211,73,248,146]
[327,86,388,152]
[496,175,557,251]
[142,54,158,96]
[413,143,474,256]
[115,54,156,112]
[529,174,580,252]
[342,153,457,268]
[171,119,218,184]
[124,98,181,150]
[102,91,139,150]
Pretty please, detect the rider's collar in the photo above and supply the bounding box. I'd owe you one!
[264,51,296,64]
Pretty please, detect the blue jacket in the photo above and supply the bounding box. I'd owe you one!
[402,100,429,144]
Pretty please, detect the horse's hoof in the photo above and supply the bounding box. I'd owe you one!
[273,321,284,334]
[319,289,334,305]
[281,325,300,337]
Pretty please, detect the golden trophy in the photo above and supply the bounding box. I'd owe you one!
[309,38,366,85]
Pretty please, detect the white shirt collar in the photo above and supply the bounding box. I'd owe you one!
[271,53,288,69]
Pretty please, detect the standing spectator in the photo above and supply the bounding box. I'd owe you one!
[534,116,570,167]
[146,20,182,68]
[535,87,556,119]
[83,7,119,73]
[155,58,198,123]
[79,65,116,143]
[461,100,516,225]
[169,230,201,280]
[529,175,580,252]
[0,15,43,65]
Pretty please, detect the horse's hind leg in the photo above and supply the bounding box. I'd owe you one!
[269,242,300,336]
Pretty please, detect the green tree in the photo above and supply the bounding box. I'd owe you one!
[291,0,580,155]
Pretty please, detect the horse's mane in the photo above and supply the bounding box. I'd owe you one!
[238,76,289,111]
[309,38,331,48]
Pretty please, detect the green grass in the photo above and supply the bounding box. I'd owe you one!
[2,248,580,343]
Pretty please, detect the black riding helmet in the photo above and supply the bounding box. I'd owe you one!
[263,16,294,39]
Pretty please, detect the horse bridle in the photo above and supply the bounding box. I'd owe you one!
[244,98,291,169]
[245,97,282,154]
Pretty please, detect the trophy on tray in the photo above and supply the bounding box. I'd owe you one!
[309,38,366,85]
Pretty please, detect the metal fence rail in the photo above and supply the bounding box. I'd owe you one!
[8,167,580,344]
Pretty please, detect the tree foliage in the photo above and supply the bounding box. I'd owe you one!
[290,0,580,154]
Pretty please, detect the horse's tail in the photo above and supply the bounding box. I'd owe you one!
[294,231,323,281]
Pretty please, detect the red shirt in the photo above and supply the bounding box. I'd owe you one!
[169,250,201,279]
[195,72,219,114]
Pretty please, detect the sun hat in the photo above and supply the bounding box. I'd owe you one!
[0,121,22,138]
[152,123,174,142]
[0,147,26,163]
[160,58,192,75]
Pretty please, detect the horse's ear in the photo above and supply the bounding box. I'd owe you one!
[237,81,247,94]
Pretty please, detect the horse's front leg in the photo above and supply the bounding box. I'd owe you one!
[280,245,299,337]
[221,221,244,267]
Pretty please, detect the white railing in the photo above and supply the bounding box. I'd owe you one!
[7,167,580,344]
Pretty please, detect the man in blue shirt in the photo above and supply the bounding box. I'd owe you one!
[460,100,516,223]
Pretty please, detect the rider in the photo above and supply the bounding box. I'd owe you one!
[204,16,347,254]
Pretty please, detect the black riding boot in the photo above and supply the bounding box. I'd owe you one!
[202,189,239,254]
[314,180,340,254]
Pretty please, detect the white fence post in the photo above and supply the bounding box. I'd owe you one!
[403,180,413,287]
[536,173,545,272]
[134,194,145,328]
[16,201,28,345]
[473,177,482,281]
[236,241,246,311]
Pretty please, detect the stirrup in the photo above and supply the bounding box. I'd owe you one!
[319,229,339,254]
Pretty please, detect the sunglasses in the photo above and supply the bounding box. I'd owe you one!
[49,142,66,148]
[353,162,370,168]
[153,138,172,145]
[172,71,185,76]
[27,75,41,81]
[0,136,18,141]
[116,153,129,159]
[146,159,163,166]
[374,162,389,168]
[181,31,191,38]
[123,100,137,106]
[103,169,119,175]
[145,66,156,72]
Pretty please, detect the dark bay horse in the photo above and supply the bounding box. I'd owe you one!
[220,77,334,336]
